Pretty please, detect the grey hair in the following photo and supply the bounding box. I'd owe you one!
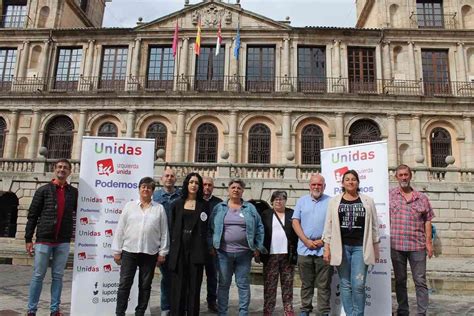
[228,178,246,189]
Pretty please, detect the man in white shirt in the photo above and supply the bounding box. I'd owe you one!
[112,177,169,316]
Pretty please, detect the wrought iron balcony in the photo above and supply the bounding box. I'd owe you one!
[0,75,473,98]
[409,11,457,29]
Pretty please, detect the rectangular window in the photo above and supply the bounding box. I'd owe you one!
[348,47,377,93]
[54,48,82,91]
[146,46,174,90]
[195,46,224,91]
[416,0,444,28]
[99,46,128,90]
[297,46,326,93]
[0,48,17,91]
[2,1,27,28]
[422,49,450,95]
[246,46,275,92]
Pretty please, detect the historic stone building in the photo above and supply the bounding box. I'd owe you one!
[0,0,473,258]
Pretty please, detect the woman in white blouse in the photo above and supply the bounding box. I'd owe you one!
[112,177,169,316]
[260,191,298,316]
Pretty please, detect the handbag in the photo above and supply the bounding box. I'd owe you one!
[272,209,297,265]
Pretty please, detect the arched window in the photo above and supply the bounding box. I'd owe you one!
[98,122,118,137]
[430,127,451,167]
[195,123,218,163]
[301,124,324,165]
[146,122,167,157]
[248,123,271,164]
[349,119,381,145]
[44,116,74,159]
[0,117,6,157]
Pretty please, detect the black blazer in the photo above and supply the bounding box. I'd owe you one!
[168,198,210,271]
[260,207,298,265]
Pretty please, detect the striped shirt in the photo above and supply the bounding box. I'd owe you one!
[389,187,434,251]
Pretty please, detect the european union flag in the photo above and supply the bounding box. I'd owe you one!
[234,25,240,60]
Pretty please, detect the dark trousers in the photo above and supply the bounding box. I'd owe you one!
[297,255,331,315]
[205,254,218,305]
[263,254,295,316]
[116,251,158,316]
[391,249,428,316]
[159,260,171,311]
[170,251,204,316]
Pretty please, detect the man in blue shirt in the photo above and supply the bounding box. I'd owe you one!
[153,168,181,316]
[292,174,331,316]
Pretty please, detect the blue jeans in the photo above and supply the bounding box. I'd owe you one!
[336,245,368,316]
[159,259,171,311]
[217,249,253,316]
[27,243,70,313]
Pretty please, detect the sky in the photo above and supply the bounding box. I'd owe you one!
[103,0,357,28]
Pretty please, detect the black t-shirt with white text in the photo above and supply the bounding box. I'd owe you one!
[338,197,366,246]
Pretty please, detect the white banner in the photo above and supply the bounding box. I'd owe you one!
[321,141,391,316]
[71,137,155,315]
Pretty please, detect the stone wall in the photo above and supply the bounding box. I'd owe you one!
[7,175,474,257]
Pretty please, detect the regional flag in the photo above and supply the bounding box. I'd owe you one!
[194,19,201,56]
[215,21,222,56]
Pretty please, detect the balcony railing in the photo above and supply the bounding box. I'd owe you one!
[0,75,473,98]
[0,159,472,183]
[409,12,457,29]
[0,14,29,28]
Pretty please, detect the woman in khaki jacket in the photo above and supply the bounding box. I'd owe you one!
[322,170,380,316]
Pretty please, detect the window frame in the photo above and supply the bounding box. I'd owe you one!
[146,46,175,90]
[99,46,128,90]
[347,46,377,93]
[246,46,275,92]
[53,47,83,91]
[248,123,271,164]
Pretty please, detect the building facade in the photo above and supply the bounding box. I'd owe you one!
[0,0,473,257]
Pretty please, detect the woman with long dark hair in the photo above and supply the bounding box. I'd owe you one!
[168,172,209,316]
[323,169,380,316]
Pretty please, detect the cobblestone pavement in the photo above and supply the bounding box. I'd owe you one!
[0,265,473,316]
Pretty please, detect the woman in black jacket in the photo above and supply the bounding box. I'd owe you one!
[261,191,298,316]
[168,172,209,316]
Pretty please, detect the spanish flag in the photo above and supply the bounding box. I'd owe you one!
[194,19,201,56]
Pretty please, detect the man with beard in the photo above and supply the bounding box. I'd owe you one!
[292,174,331,316]
[390,164,434,316]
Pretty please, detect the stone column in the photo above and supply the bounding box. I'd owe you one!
[132,38,142,77]
[282,38,290,77]
[175,110,186,162]
[282,111,291,163]
[463,116,473,168]
[84,40,95,77]
[407,41,416,80]
[73,110,88,160]
[387,114,398,167]
[411,114,423,165]
[126,109,136,138]
[333,40,341,78]
[28,109,41,159]
[18,41,30,78]
[39,40,51,79]
[382,40,392,80]
[335,112,344,147]
[179,37,189,76]
[4,109,19,159]
[228,110,238,163]
[456,42,467,82]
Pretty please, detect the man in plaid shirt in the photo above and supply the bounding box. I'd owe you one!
[390,164,434,316]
